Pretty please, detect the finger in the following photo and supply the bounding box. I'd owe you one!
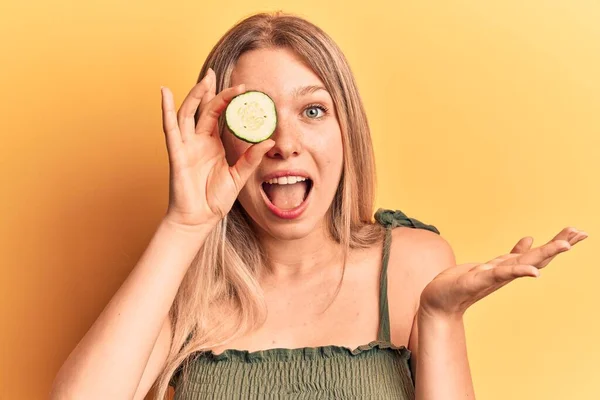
[550,227,582,244]
[177,71,214,141]
[474,263,539,288]
[511,240,571,268]
[229,139,276,192]
[572,231,589,245]
[536,231,588,269]
[559,229,588,246]
[195,75,217,132]
[541,227,586,251]
[196,84,246,136]
[510,236,534,254]
[487,253,520,265]
[161,87,182,153]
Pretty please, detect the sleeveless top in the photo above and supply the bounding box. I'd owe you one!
[170,209,440,400]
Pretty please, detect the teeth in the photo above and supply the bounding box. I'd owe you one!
[265,176,307,185]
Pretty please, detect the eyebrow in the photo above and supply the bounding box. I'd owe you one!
[291,85,329,98]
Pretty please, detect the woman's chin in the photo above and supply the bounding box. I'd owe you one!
[261,220,319,241]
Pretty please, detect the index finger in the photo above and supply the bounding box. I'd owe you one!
[178,70,214,140]
[161,86,182,152]
[195,84,246,136]
[511,240,571,267]
[510,236,534,254]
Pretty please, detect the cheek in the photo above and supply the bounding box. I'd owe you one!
[309,123,344,188]
[321,125,344,171]
[327,149,344,183]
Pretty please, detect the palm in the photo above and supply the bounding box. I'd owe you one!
[167,134,231,225]
[421,227,588,317]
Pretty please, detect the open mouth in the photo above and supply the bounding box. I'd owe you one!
[261,176,314,212]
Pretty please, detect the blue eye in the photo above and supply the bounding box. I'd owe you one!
[304,104,328,119]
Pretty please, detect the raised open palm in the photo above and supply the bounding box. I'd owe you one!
[160,69,275,229]
[420,227,589,317]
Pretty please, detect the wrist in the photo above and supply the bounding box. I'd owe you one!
[159,216,215,240]
[418,305,464,326]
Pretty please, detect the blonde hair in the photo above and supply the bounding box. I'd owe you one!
[154,11,384,399]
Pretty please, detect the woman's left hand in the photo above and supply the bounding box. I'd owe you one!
[419,227,588,319]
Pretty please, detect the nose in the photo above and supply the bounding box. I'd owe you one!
[266,116,302,160]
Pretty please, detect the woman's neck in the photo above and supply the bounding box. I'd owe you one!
[258,224,343,280]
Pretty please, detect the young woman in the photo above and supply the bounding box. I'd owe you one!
[51,12,587,400]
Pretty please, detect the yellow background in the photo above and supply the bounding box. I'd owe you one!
[1,0,598,399]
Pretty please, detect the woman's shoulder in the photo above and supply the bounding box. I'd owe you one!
[372,208,456,344]
[380,208,456,293]
[389,224,454,272]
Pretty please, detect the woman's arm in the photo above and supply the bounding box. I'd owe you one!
[412,304,475,399]
[404,227,585,400]
[50,219,212,400]
[51,70,274,399]
[402,232,475,399]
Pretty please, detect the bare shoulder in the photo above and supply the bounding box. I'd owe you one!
[385,226,457,343]
[389,226,456,286]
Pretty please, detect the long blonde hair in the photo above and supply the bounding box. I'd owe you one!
[154,11,384,399]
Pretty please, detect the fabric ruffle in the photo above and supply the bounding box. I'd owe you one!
[195,340,411,363]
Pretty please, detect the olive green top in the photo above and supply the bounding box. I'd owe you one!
[171,208,440,399]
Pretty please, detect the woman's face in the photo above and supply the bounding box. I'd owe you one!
[223,47,344,240]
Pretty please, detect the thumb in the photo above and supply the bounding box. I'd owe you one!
[229,139,275,191]
[510,236,534,254]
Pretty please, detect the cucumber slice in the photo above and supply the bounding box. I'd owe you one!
[225,91,277,143]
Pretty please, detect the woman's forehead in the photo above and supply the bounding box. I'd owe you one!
[230,48,329,99]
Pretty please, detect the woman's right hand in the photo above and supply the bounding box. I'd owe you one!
[160,68,275,230]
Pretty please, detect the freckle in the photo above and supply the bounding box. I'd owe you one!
[272,340,276,344]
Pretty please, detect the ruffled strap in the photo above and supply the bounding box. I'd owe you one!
[374,208,440,344]
[374,208,440,234]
